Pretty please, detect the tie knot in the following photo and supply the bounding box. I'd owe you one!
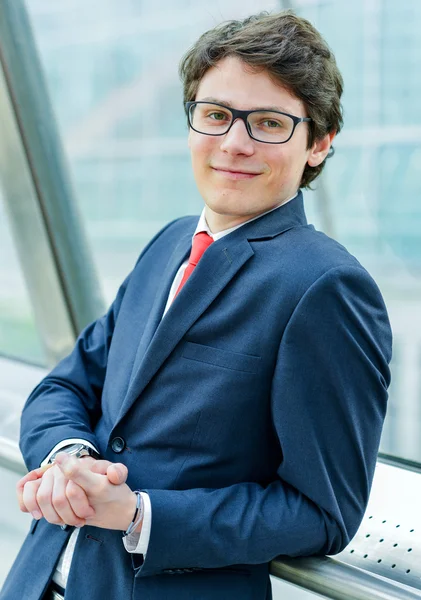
[189,232,214,266]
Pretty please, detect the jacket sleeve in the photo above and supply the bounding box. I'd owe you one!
[19,219,181,472]
[19,271,132,472]
[135,265,392,577]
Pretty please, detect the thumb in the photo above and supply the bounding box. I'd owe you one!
[89,460,128,485]
[54,453,101,492]
[90,460,116,476]
[107,463,128,485]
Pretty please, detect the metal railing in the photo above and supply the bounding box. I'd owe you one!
[2,437,421,600]
[272,556,421,600]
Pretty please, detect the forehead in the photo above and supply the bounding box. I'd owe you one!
[195,55,306,115]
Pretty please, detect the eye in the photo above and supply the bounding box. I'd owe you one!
[208,111,229,121]
[261,119,283,128]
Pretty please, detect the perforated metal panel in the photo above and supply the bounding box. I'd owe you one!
[336,462,421,592]
[341,512,420,589]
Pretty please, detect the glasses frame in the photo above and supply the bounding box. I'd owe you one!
[185,101,312,145]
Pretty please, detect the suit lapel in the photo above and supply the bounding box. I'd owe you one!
[118,236,254,422]
[127,229,192,390]
[118,191,307,423]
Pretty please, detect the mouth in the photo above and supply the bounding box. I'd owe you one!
[211,167,261,180]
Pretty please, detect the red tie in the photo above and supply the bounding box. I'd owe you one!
[173,231,213,299]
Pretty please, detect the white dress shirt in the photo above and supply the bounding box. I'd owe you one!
[43,193,297,588]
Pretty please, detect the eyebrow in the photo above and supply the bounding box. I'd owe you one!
[198,96,292,113]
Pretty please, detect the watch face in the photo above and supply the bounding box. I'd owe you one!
[64,443,90,458]
[67,444,86,456]
[49,443,96,465]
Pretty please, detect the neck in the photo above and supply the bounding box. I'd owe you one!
[204,209,259,234]
[204,197,297,234]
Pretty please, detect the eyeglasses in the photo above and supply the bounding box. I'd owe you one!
[185,101,312,144]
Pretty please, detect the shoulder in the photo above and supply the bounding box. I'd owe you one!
[276,224,373,284]
[287,227,389,322]
[255,224,387,315]
[284,225,362,271]
[160,215,199,237]
[145,214,199,246]
[133,215,198,266]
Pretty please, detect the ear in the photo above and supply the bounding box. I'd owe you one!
[307,131,336,168]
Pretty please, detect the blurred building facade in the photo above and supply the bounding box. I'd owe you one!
[1,0,420,461]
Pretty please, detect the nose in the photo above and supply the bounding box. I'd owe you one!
[219,118,255,156]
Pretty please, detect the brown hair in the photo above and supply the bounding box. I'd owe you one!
[179,11,343,188]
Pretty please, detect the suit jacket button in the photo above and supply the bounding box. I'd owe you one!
[111,437,126,453]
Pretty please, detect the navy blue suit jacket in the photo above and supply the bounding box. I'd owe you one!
[2,192,392,600]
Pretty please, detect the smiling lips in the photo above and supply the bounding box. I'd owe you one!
[211,166,261,180]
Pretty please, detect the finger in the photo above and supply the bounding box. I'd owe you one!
[38,463,55,475]
[17,469,44,512]
[66,481,95,520]
[106,463,128,485]
[36,468,64,525]
[52,472,86,527]
[54,453,103,494]
[22,479,43,519]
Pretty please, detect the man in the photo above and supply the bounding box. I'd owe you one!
[1,10,391,600]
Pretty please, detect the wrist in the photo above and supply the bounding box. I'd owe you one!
[134,514,143,534]
[126,492,137,530]
[123,491,144,537]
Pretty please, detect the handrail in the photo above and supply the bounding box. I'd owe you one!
[270,556,421,600]
[2,438,421,599]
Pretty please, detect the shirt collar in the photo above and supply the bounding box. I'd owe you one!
[193,192,298,242]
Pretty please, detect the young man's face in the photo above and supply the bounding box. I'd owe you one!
[188,55,333,232]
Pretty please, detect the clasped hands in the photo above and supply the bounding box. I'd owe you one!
[16,453,141,533]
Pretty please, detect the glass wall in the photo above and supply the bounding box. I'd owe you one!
[24,0,281,297]
[0,193,45,365]
[297,0,421,463]
[24,0,421,463]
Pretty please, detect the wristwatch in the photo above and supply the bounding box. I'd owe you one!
[48,443,101,464]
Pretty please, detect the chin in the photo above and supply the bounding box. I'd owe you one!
[207,202,249,218]
[207,192,253,214]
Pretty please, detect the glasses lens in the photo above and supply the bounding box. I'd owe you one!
[248,111,294,143]
[189,103,232,135]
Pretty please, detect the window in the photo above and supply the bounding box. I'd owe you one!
[0,194,45,365]
[25,0,280,300]
[24,0,421,463]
